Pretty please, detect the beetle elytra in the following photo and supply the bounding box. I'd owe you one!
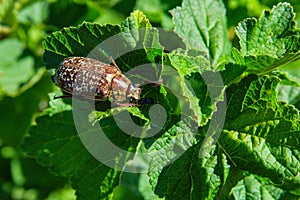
[53,57,141,105]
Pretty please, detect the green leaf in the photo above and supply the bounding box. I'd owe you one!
[115,172,160,200]
[0,38,23,64]
[42,22,122,69]
[121,10,152,31]
[278,84,300,109]
[47,0,90,28]
[220,63,247,86]
[0,38,35,96]
[236,2,298,56]
[275,71,300,109]
[234,2,300,72]
[17,1,49,24]
[154,144,204,199]
[273,71,300,87]
[21,157,70,197]
[280,59,300,79]
[120,10,163,64]
[229,174,300,200]
[188,71,226,126]
[220,74,300,190]
[0,0,16,29]
[88,106,149,126]
[148,120,198,191]
[136,173,160,200]
[121,10,163,53]
[22,110,141,200]
[167,49,210,75]
[150,135,230,200]
[134,0,182,28]
[166,50,226,126]
[0,69,52,147]
[171,0,230,67]
[134,0,163,23]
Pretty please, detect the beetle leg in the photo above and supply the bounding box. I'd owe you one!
[138,98,154,105]
[54,94,73,99]
[113,102,138,107]
[141,79,163,87]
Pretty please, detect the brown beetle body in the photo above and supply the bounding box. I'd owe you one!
[53,57,141,103]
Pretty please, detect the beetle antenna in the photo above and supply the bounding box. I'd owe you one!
[109,56,121,72]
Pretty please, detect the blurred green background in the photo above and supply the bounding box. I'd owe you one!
[0,0,300,199]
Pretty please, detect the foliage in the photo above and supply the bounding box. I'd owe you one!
[1,0,300,199]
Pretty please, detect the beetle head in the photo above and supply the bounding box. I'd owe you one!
[127,84,141,101]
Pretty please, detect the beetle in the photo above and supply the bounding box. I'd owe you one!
[53,57,142,105]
